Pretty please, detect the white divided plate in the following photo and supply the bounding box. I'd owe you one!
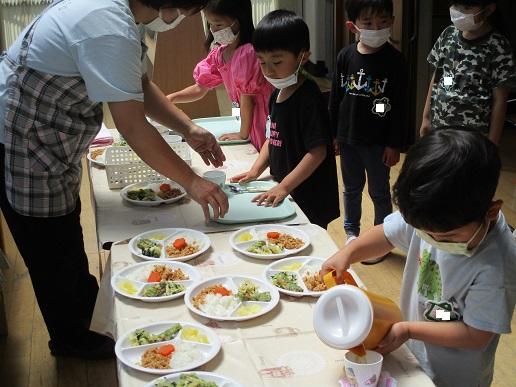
[129,228,210,262]
[87,146,108,166]
[229,224,310,259]
[145,371,243,387]
[115,321,221,375]
[111,261,201,302]
[121,180,187,207]
[184,275,280,321]
[264,257,362,297]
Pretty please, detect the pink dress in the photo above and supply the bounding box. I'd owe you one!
[193,43,274,150]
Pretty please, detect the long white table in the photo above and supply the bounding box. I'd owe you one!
[90,224,435,387]
[88,140,310,247]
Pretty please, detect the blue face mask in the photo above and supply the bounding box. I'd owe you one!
[415,221,487,257]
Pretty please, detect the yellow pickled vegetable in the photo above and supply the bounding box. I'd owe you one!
[235,304,262,317]
[118,280,138,295]
[237,231,254,242]
[180,327,209,344]
[279,262,303,271]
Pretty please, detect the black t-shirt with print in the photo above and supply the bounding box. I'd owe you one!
[329,42,408,148]
[268,78,339,227]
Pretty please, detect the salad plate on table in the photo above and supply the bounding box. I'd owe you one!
[111,261,201,302]
[229,224,310,259]
[184,276,280,321]
[115,321,221,375]
[264,257,363,298]
[129,228,210,262]
[121,180,187,207]
[145,371,243,387]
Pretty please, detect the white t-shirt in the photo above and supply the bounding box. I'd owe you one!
[0,0,146,143]
[384,211,516,387]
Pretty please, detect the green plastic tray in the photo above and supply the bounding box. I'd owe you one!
[193,116,250,145]
[211,181,296,224]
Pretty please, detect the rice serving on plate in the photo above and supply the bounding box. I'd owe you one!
[199,293,239,316]
[171,342,202,369]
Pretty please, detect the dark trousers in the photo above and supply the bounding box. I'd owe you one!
[0,144,98,345]
[339,142,392,237]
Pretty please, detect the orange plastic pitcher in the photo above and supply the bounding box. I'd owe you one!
[313,271,402,355]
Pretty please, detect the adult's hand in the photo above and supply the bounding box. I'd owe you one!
[184,175,229,221]
[184,124,226,167]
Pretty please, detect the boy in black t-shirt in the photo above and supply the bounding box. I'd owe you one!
[230,10,339,228]
[329,0,408,262]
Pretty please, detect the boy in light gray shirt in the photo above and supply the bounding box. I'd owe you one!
[323,130,516,386]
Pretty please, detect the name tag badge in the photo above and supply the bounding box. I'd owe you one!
[375,103,385,113]
[443,76,453,86]
[231,107,241,117]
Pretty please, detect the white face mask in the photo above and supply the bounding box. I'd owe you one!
[355,26,391,48]
[450,6,484,32]
[211,22,238,45]
[145,9,185,32]
[264,54,304,90]
[415,221,487,257]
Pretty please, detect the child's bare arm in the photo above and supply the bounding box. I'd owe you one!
[252,144,326,207]
[219,94,254,141]
[420,72,435,137]
[377,320,495,355]
[321,225,394,283]
[488,87,509,145]
[230,139,270,183]
[167,84,209,103]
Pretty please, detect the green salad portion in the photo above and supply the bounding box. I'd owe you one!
[246,240,283,255]
[236,280,271,302]
[129,324,182,346]
[155,373,218,387]
[137,238,162,258]
[127,188,157,201]
[142,281,185,297]
[271,272,303,292]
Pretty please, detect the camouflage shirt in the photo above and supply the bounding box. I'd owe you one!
[428,25,515,133]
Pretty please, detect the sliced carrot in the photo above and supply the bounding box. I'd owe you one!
[147,271,162,283]
[173,238,187,250]
[213,286,231,296]
[160,183,171,192]
[267,231,280,239]
[158,344,175,356]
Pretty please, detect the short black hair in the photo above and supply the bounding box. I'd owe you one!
[138,0,209,11]
[345,0,393,22]
[450,0,495,6]
[204,0,254,51]
[392,130,501,232]
[252,10,309,55]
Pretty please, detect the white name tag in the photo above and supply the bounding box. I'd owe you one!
[375,103,385,113]
[443,76,453,86]
[232,107,240,117]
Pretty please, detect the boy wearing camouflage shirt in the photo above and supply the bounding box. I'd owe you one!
[420,0,515,145]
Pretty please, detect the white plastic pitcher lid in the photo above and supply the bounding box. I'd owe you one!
[313,284,373,349]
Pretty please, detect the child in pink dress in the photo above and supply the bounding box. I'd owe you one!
[168,0,273,150]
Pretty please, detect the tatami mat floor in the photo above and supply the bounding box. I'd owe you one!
[0,126,515,386]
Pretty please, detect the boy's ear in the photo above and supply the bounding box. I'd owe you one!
[346,21,359,33]
[486,200,503,221]
[301,51,311,64]
[483,4,496,17]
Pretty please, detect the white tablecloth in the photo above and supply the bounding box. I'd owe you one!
[89,141,310,247]
[90,224,435,387]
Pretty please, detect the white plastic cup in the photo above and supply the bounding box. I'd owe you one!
[343,350,383,387]
[202,170,226,187]
[163,134,183,144]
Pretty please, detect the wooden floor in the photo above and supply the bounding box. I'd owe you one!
[0,126,515,387]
